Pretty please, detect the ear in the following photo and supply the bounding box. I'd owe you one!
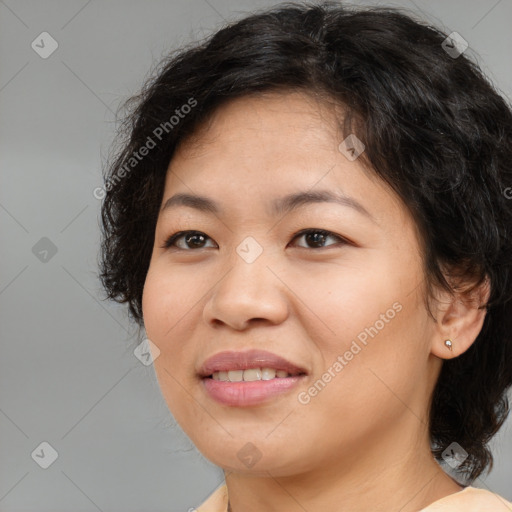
[430,275,491,359]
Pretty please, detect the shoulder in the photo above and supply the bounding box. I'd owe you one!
[193,483,512,512]
[420,486,512,511]
[195,483,228,512]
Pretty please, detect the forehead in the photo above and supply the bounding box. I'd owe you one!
[173,91,344,160]
[160,91,403,225]
[167,92,365,183]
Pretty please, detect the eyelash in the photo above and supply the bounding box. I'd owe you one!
[160,228,349,251]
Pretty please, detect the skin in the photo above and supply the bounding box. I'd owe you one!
[141,91,489,512]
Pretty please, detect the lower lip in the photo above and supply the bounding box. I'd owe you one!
[202,375,306,407]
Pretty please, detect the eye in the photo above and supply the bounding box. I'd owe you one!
[291,228,348,249]
[161,228,348,251]
[161,230,217,250]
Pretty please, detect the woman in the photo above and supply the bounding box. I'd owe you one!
[98,2,512,510]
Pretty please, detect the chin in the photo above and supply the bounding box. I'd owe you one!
[196,438,310,476]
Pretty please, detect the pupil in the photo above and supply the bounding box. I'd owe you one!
[307,232,325,247]
[187,233,205,248]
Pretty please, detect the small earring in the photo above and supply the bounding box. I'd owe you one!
[444,339,453,351]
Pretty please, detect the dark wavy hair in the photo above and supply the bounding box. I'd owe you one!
[98,1,512,483]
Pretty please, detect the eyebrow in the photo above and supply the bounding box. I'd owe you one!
[160,190,376,222]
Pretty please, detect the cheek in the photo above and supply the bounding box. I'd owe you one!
[141,265,197,388]
[142,263,201,338]
[287,259,402,346]
[142,266,202,422]
[328,299,427,422]
[296,308,420,444]
[292,260,425,403]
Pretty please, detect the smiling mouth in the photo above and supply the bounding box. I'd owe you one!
[198,349,308,406]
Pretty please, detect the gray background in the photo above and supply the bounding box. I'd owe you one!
[1,0,511,510]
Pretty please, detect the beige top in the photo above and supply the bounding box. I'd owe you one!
[196,483,512,511]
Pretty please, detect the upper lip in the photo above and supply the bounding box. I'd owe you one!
[198,349,308,377]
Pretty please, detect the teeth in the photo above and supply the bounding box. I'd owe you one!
[243,368,262,381]
[227,370,244,382]
[211,367,294,382]
[261,368,277,380]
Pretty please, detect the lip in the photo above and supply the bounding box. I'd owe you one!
[198,349,308,407]
[202,375,306,407]
[197,349,308,378]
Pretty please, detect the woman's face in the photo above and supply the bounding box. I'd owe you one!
[142,91,441,476]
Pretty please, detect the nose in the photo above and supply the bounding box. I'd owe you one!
[202,248,290,331]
